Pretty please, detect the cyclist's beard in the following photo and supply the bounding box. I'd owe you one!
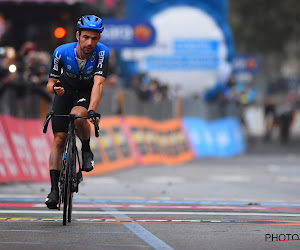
[78,41,94,57]
[82,46,94,55]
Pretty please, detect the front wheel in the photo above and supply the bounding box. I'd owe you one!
[62,167,69,226]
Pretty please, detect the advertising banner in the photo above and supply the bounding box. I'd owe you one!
[85,116,136,176]
[1,116,38,181]
[0,116,21,182]
[123,0,234,96]
[22,120,51,182]
[101,19,156,49]
[183,118,215,157]
[158,119,194,165]
[183,117,246,157]
[124,116,162,165]
[124,117,194,165]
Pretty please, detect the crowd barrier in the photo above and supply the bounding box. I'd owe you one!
[0,115,246,182]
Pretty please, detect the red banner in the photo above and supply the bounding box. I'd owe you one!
[1,116,50,182]
[22,120,51,182]
[0,116,21,182]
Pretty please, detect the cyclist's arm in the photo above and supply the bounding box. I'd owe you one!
[88,75,105,111]
[47,46,64,95]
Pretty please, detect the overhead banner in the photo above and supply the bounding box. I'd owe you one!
[122,0,234,96]
[101,19,156,49]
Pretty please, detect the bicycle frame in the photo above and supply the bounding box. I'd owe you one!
[43,111,100,225]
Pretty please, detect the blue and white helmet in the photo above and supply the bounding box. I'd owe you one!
[77,15,104,33]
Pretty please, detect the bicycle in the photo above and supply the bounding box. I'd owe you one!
[43,110,100,225]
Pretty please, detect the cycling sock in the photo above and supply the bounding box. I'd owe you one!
[81,138,91,152]
[50,170,60,192]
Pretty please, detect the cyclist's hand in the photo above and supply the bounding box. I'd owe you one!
[88,110,101,123]
[53,80,65,96]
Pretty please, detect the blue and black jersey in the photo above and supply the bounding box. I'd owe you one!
[49,42,109,91]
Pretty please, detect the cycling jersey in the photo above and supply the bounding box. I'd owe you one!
[49,42,109,91]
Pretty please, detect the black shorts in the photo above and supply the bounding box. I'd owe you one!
[51,89,91,133]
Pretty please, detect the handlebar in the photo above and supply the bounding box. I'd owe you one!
[43,111,100,137]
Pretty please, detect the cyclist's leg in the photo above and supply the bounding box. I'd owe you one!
[46,93,73,209]
[45,132,67,208]
[71,92,94,172]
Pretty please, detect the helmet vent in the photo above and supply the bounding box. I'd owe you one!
[81,19,84,25]
[87,16,90,21]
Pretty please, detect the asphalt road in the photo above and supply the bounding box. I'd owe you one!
[1,145,300,250]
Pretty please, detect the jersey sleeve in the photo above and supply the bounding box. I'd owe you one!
[94,48,109,78]
[48,47,63,79]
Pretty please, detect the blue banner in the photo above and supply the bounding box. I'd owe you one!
[101,19,156,49]
[183,117,246,158]
[145,39,219,71]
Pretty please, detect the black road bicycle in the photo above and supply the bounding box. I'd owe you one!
[43,110,100,225]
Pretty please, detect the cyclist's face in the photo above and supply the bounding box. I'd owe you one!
[77,30,100,55]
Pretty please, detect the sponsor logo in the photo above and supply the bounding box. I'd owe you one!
[67,56,71,61]
[87,66,94,74]
[94,71,103,75]
[50,73,61,78]
[97,51,105,68]
[53,51,61,71]
[83,76,93,80]
[66,72,77,78]
[67,65,72,70]
[134,24,152,42]
[77,98,86,103]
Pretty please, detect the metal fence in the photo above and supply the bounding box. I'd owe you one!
[0,82,242,120]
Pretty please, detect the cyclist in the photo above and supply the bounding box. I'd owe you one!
[45,15,109,209]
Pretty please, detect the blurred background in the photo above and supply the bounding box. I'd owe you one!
[0,0,300,153]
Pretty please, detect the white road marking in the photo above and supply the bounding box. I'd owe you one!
[211,175,251,182]
[1,210,300,217]
[145,176,185,184]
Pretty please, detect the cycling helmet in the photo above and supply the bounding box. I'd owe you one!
[77,15,104,33]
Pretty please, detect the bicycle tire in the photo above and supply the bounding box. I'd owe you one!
[62,167,69,226]
[62,138,73,226]
[68,145,76,223]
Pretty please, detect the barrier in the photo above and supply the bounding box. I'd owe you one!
[0,116,21,182]
[0,116,51,182]
[183,117,246,157]
[84,116,136,176]
[0,114,246,182]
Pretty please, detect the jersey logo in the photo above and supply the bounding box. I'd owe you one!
[77,98,87,103]
[53,51,61,71]
[67,65,72,70]
[97,51,105,68]
[87,66,94,74]
[94,71,103,75]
